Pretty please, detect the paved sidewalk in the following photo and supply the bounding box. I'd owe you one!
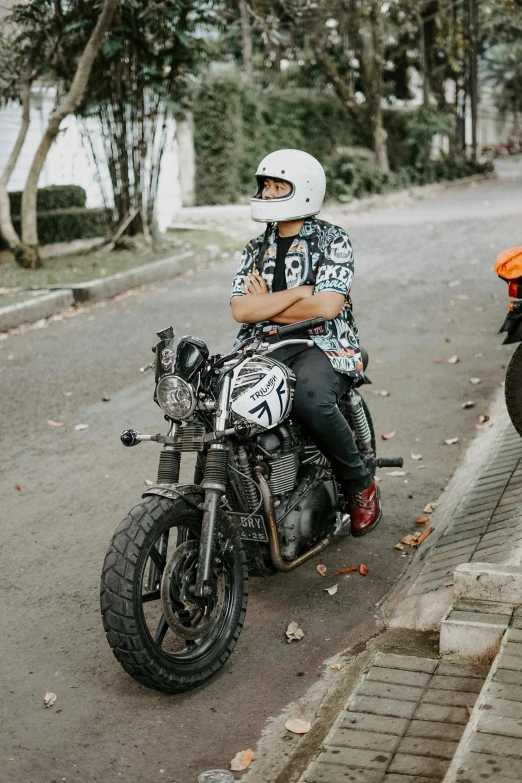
[298,653,488,783]
[385,412,522,631]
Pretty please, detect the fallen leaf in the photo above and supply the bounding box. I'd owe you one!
[416,516,430,526]
[144,479,154,487]
[445,337,451,342]
[411,453,423,460]
[47,420,64,427]
[330,663,341,671]
[447,355,460,364]
[415,527,435,546]
[500,380,505,388]
[316,563,327,577]
[401,533,420,546]
[475,353,483,358]
[286,621,304,643]
[476,422,494,430]
[443,437,459,445]
[102,396,111,402]
[386,470,407,477]
[14,483,21,491]
[43,692,57,708]
[381,431,395,440]
[374,475,382,482]
[424,503,437,513]
[7,354,14,360]
[469,377,481,384]
[462,400,475,409]
[478,415,490,423]
[371,389,389,397]
[230,749,254,772]
[335,567,358,575]
[285,718,311,735]
[417,465,425,470]
[324,584,338,595]
[448,279,461,287]
[358,564,370,575]
[74,424,89,431]
[394,543,405,551]
[62,391,73,397]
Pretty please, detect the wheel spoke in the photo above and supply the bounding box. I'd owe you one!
[142,589,161,604]
[154,614,169,646]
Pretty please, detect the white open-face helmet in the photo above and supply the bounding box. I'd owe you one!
[251,149,326,223]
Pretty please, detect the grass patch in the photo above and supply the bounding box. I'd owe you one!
[0,229,244,291]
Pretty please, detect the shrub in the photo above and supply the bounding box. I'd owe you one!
[8,185,87,216]
[193,77,361,205]
[0,207,108,250]
[325,155,492,202]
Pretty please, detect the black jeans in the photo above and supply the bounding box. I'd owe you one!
[271,343,371,493]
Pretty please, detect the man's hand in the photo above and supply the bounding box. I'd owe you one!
[244,271,268,295]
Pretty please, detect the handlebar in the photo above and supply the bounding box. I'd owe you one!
[276,317,326,339]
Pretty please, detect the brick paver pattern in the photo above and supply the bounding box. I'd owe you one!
[409,426,522,598]
[298,653,488,783]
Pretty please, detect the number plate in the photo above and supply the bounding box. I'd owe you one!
[228,512,269,543]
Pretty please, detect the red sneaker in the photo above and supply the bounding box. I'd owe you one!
[348,480,382,537]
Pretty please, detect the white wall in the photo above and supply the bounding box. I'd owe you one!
[0,85,184,230]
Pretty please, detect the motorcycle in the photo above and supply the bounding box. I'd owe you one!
[100,317,403,693]
[499,276,522,437]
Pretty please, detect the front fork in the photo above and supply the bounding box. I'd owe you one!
[195,372,232,597]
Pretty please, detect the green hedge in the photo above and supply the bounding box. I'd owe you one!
[194,78,361,205]
[325,157,493,202]
[0,207,108,250]
[193,77,492,206]
[8,184,87,216]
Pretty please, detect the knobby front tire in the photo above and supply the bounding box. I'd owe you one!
[100,495,248,694]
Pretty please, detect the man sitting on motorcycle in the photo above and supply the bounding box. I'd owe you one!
[230,149,381,536]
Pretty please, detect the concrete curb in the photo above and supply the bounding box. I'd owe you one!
[380,386,511,632]
[0,289,74,332]
[66,248,213,304]
[0,248,216,331]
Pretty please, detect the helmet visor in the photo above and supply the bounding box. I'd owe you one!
[253,175,295,201]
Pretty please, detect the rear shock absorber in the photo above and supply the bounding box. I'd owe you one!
[237,445,258,511]
[345,389,373,455]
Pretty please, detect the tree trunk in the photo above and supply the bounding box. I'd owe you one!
[368,0,389,173]
[239,0,253,84]
[0,79,31,267]
[20,0,117,267]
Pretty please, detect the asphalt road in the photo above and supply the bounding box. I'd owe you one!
[1,160,522,783]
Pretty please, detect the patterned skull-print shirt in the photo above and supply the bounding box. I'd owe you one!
[230,217,363,377]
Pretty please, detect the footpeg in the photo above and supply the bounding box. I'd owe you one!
[364,456,404,471]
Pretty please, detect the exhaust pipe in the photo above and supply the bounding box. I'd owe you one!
[254,467,332,572]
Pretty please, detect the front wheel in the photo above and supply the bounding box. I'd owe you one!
[505,342,522,439]
[100,494,248,693]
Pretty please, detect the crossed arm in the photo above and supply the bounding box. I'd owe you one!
[231,272,345,325]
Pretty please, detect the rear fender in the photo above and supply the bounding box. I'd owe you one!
[500,312,522,345]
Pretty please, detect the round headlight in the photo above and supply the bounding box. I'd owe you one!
[156,376,195,420]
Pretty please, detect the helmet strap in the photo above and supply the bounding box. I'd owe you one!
[254,221,275,274]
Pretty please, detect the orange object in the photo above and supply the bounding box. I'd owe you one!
[494,247,522,280]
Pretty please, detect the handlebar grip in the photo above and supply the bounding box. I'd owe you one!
[277,317,326,338]
[374,458,404,469]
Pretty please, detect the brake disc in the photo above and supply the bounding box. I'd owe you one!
[160,540,225,641]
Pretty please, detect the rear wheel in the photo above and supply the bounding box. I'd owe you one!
[505,343,522,438]
[100,494,248,693]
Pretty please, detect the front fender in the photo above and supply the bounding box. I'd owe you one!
[142,483,204,510]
